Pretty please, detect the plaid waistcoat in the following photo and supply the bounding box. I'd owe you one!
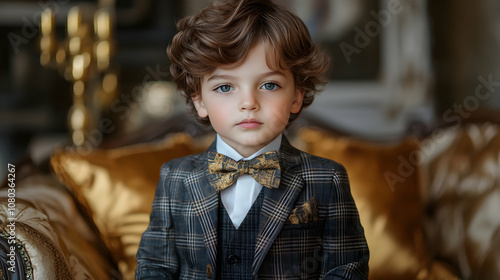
[217,190,264,279]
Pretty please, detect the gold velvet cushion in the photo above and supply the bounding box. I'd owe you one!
[51,133,208,279]
[298,127,459,280]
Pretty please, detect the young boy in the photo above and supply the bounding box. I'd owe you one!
[136,0,369,279]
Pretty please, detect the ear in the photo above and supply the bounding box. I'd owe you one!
[290,87,305,114]
[191,94,208,118]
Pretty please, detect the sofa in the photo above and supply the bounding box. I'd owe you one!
[1,111,499,280]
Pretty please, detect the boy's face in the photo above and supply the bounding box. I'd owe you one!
[192,42,305,157]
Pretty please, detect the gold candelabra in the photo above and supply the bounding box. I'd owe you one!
[40,5,118,147]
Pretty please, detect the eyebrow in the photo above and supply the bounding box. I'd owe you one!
[207,71,286,82]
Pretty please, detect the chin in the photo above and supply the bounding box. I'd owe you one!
[247,134,276,146]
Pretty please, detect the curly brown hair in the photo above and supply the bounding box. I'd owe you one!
[167,0,330,125]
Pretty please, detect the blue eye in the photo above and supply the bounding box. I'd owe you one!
[215,84,233,93]
[261,82,279,90]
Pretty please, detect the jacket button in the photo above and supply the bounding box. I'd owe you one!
[227,254,240,265]
[206,264,212,278]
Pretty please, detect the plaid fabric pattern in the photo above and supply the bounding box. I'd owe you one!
[207,151,281,192]
[217,191,264,279]
[136,136,369,279]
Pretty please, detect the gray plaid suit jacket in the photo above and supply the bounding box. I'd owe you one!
[136,136,369,279]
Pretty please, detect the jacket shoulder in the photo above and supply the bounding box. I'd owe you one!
[298,150,347,175]
[161,152,207,173]
[295,151,354,207]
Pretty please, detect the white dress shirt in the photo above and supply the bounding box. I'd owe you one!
[216,133,282,229]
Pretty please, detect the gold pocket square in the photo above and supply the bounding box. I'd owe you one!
[286,196,318,224]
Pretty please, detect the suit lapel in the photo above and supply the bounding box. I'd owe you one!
[253,136,304,275]
[184,142,219,272]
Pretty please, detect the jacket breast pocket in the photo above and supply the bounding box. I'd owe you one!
[285,196,319,226]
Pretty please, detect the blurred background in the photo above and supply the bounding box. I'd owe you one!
[1,0,500,180]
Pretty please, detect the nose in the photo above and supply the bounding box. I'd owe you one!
[239,89,259,111]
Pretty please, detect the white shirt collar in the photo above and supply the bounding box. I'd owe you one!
[216,134,282,161]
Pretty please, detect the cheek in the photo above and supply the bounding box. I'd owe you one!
[268,104,291,130]
[206,104,232,125]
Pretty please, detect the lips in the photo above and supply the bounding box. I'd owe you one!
[237,119,262,129]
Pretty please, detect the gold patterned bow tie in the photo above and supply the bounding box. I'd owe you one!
[207,151,281,192]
